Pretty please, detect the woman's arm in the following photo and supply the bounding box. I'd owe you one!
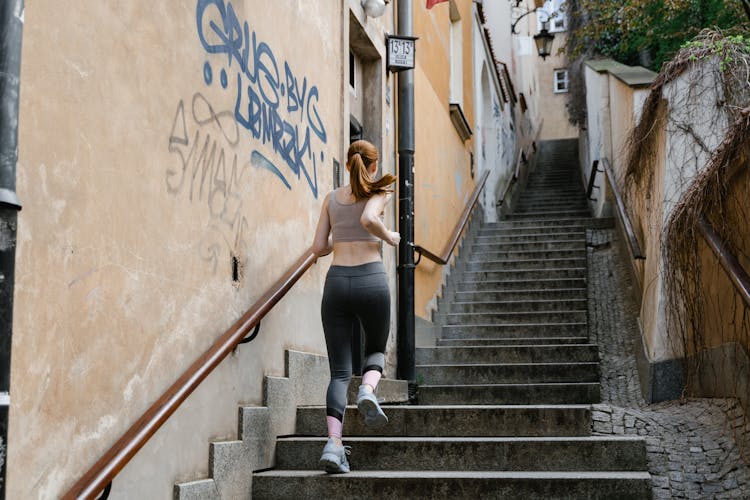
[312,193,333,257]
[360,193,400,247]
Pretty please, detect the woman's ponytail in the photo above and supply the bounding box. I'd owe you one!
[347,140,397,200]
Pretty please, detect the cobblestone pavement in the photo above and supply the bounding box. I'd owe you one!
[587,227,750,499]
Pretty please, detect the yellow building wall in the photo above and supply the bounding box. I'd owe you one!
[9,1,348,497]
[413,0,475,318]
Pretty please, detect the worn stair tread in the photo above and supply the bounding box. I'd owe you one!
[279,436,646,444]
[454,289,587,299]
[417,361,599,368]
[468,257,587,266]
[293,404,595,437]
[421,382,600,388]
[417,345,598,362]
[274,436,647,470]
[423,343,597,350]
[458,278,586,286]
[254,470,653,479]
[437,337,591,346]
[297,404,593,410]
[450,299,588,307]
[442,321,587,328]
[463,266,586,273]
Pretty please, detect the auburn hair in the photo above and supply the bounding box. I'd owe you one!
[347,140,397,200]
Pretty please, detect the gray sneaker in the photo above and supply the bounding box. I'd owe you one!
[319,438,350,474]
[356,385,388,427]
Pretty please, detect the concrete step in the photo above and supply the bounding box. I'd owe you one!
[468,248,587,261]
[516,193,584,201]
[348,376,408,404]
[515,200,589,209]
[471,243,587,256]
[416,344,599,364]
[466,257,587,271]
[443,310,587,325]
[449,298,588,313]
[417,382,601,405]
[526,182,583,188]
[456,278,586,292]
[472,237,587,249]
[508,210,591,220]
[459,267,586,282]
[453,288,587,303]
[514,201,586,210]
[294,404,593,437]
[476,224,586,237]
[416,362,599,384]
[441,322,587,339]
[273,436,647,472]
[514,207,590,215]
[471,231,586,248]
[482,217,613,230]
[252,470,652,499]
[521,187,583,193]
[516,190,584,198]
[437,336,590,346]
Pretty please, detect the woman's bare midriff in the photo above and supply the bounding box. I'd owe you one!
[331,240,382,266]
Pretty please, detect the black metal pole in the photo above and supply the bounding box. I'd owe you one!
[396,0,416,392]
[0,1,24,497]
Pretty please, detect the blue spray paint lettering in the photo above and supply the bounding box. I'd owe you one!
[196,0,326,197]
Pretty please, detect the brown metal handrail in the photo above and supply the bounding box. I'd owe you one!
[698,216,750,308]
[598,158,646,260]
[62,249,318,500]
[414,170,490,265]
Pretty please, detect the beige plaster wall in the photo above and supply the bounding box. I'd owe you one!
[537,33,578,141]
[601,77,665,361]
[413,1,476,319]
[9,1,353,497]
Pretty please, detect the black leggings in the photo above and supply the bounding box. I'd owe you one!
[321,261,391,422]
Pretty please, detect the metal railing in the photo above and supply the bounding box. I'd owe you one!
[589,158,646,260]
[62,249,317,500]
[414,170,489,265]
[698,216,750,308]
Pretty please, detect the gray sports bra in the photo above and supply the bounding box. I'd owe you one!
[328,189,380,244]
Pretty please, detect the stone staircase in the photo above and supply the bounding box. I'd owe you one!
[252,143,652,498]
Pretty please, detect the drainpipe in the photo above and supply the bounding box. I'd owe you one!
[0,1,24,497]
[396,0,416,396]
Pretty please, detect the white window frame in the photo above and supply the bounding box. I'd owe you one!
[541,0,567,33]
[551,15,566,32]
[553,69,569,93]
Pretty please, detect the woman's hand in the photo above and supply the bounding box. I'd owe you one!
[386,231,401,247]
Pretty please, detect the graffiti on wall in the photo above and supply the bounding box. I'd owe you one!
[165,1,331,275]
[195,0,327,199]
[167,92,250,274]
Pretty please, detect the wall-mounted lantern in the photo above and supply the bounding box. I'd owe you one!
[386,35,418,72]
[510,8,556,60]
[533,20,555,60]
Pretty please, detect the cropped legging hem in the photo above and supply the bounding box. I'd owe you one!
[322,261,391,422]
